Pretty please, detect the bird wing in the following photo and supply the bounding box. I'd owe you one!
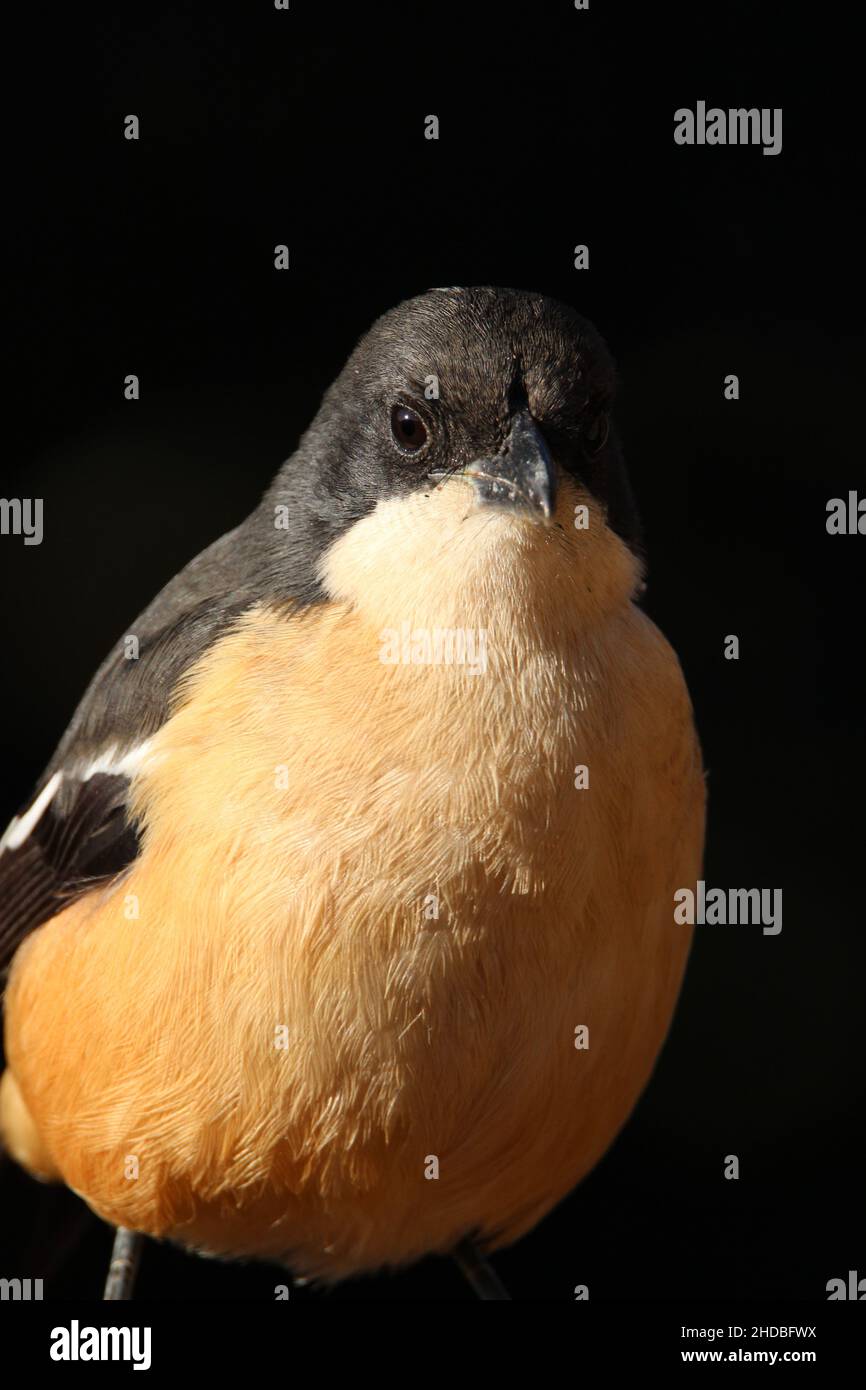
[0,525,258,974]
[0,770,138,970]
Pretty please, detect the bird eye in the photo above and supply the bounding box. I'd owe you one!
[584,412,610,455]
[390,404,428,454]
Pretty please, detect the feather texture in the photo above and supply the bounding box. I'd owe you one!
[1,477,705,1280]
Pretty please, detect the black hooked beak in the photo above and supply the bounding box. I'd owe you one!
[465,410,557,520]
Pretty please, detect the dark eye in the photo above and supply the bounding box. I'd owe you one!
[584,412,609,455]
[391,404,428,453]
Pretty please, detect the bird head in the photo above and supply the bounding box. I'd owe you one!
[262,287,644,641]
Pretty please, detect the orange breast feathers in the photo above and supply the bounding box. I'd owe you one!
[1,482,705,1280]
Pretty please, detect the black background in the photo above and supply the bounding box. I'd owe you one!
[0,3,862,1302]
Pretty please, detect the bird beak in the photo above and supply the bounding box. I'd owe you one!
[463,411,557,521]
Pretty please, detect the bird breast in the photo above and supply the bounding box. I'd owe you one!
[2,499,705,1278]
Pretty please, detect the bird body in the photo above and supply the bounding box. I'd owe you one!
[1,289,704,1283]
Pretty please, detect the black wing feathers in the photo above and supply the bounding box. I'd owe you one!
[0,773,137,974]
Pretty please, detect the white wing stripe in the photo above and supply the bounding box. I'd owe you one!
[0,771,64,853]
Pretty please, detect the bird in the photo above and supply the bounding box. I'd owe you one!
[0,286,705,1297]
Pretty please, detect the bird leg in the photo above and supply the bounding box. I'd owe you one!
[103,1226,143,1300]
[453,1237,511,1300]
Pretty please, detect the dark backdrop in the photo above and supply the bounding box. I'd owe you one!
[0,4,861,1301]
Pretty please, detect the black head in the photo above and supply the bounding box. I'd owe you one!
[46,289,646,769]
[256,287,642,602]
